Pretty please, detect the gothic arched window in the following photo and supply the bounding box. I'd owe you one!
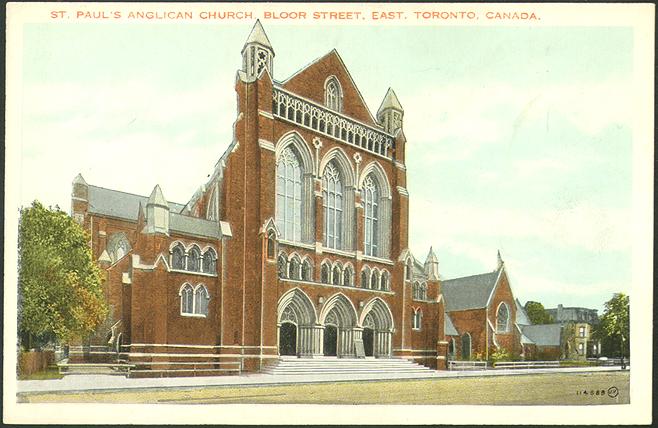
[371,270,380,290]
[321,263,330,283]
[332,265,342,286]
[361,266,371,289]
[187,247,201,272]
[266,230,276,260]
[108,233,131,263]
[276,147,302,242]
[496,303,510,333]
[277,253,288,278]
[323,162,343,250]
[301,258,313,281]
[180,284,194,315]
[363,175,379,257]
[202,249,216,274]
[324,77,342,112]
[172,244,186,270]
[289,256,301,280]
[381,271,390,291]
[343,265,353,287]
[194,285,210,316]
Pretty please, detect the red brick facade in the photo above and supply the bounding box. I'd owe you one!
[69,22,528,375]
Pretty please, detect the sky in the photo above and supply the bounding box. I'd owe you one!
[18,22,635,312]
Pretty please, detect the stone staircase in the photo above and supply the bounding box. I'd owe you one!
[261,357,438,377]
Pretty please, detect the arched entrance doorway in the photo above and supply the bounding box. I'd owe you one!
[362,327,374,357]
[359,298,394,358]
[277,288,318,357]
[319,293,358,358]
[461,333,471,360]
[279,322,297,356]
[323,325,338,356]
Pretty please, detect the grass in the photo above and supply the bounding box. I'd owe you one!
[18,371,629,405]
[18,366,63,381]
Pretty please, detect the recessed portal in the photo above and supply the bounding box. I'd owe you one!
[323,325,338,356]
[279,322,297,356]
[362,327,374,357]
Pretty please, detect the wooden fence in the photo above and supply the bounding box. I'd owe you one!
[18,351,55,377]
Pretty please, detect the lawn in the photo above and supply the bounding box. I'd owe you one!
[18,371,629,405]
[18,366,63,381]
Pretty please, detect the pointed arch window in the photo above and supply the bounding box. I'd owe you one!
[332,265,342,286]
[301,258,313,281]
[180,284,194,315]
[323,162,343,250]
[276,147,302,242]
[289,257,301,280]
[187,247,201,272]
[412,309,422,330]
[321,263,331,283]
[363,176,379,257]
[202,249,216,274]
[343,265,353,287]
[172,244,186,270]
[266,230,276,260]
[361,266,371,289]
[381,271,390,291]
[277,253,288,279]
[194,285,210,316]
[324,77,342,112]
[496,303,510,333]
[371,270,380,290]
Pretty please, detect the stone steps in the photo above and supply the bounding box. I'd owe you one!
[262,357,436,376]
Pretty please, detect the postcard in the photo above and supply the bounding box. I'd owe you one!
[4,2,653,425]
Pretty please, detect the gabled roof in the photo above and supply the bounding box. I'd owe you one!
[515,298,531,326]
[86,185,221,239]
[521,324,562,347]
[444,312,458,336]
[88,185,185,220]
[280,49,378,126]
[441,268,501,312]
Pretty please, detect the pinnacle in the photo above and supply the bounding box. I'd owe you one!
[242,19,273,53]
[147,184,168,207]
[377,88,403,115]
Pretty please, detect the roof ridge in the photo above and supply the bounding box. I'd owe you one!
[88,184,184,207]
[442,270,498,284]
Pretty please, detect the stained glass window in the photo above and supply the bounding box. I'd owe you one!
[276,147,302,242]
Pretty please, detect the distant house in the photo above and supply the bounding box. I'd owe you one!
[546,304,601,359]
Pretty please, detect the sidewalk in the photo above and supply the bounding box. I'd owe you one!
[16,366,626,395]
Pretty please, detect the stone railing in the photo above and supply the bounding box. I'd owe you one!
[272,88,394,158]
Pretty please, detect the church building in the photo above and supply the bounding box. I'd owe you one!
[70,21,527,376]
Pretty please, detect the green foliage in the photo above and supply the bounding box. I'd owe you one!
[525,301,555,325]
[562,322,577,359]
[490,347,512,364]
[593,293,630,357]
[18,201,108,348]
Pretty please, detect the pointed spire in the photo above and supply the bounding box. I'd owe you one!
[242,19,273,54]
[497,250,504,269]
[147,184,168,208]
[377,88,403,116]
[72,173,87,185]
[424,246,439,280]
[425,246,439,263]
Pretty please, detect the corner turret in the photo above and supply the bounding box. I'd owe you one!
[424,246,439,280]
[242,20,274,80]
[376,88,403,134]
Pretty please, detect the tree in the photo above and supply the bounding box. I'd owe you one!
[593,293,630,358]
[18,201,108,349]
[524,301,555,325]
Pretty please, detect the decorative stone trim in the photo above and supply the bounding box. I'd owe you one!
[258,138,275,151]
[272,88,393,159]
[258,109,274,119]
[397,186,409,197]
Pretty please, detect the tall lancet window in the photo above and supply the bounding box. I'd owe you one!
[323,162,343,249]
[363,175,379,257]
[324,77,342,112]
[276,147,302,242]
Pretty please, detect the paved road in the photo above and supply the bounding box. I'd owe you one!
[16,365,626,394]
